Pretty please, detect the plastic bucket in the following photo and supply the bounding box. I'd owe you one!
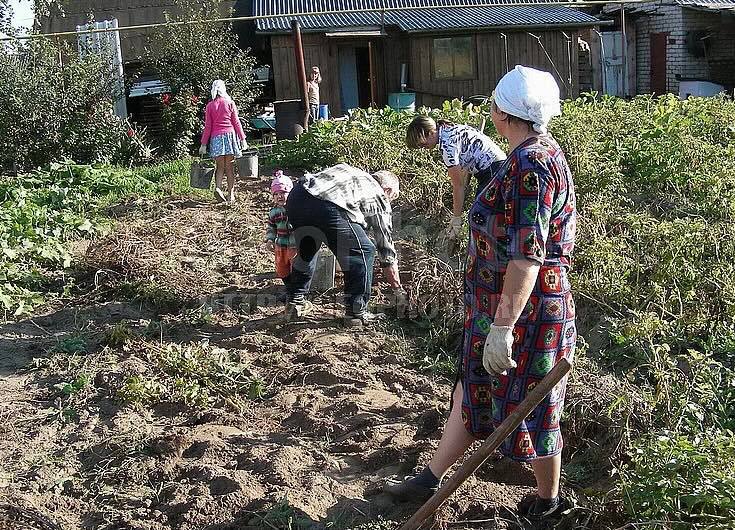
[237,150,259,179]
[311,246,336,292]
[318,104,329,120]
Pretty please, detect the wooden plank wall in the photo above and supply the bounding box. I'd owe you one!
[271,30,582,114]
[272,34,341,115]
[409,30,580,108]
[272,33,394,117]
[382,33,412,98]
[40,0,234,63]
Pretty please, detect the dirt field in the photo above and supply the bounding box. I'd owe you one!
[0,176,607,530]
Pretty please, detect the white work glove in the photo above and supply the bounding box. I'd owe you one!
[198,144,207,157]
[482,324,518,375]
[446,215,463,239]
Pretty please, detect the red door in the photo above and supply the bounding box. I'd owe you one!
[650,33,668,94]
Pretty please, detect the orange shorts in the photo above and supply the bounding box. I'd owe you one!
[275,246,297,279]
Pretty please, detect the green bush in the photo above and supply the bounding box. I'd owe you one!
[621,430,735,529]
[268,100,494,215]
[159,91,202,159]
[0,40,152,170]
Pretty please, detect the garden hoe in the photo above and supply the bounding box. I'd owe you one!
[398,358,572,530]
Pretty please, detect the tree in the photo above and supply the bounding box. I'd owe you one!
[142,0,260,157]
[143,0,259,105]
[0,39,151,170]
[0,0,14,36]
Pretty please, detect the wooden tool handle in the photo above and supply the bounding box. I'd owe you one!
[399,357,572,530]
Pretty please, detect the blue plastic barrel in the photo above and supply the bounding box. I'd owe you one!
[318,104,329,120]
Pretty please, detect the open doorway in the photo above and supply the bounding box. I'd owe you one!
[355,46,372,108]
[338,44,373,113]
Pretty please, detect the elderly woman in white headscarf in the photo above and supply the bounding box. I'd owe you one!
[386,66,577,524]
[199,80,247,203]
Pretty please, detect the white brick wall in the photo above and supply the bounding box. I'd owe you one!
[635,3,684,94]
[634,2,734,95]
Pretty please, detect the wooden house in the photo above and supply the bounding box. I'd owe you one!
[253,0,602,116]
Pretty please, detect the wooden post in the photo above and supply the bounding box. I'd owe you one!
[368,40,376,107]
[620,3,628,96]
[291,20,309,131]
[399,358,573,530]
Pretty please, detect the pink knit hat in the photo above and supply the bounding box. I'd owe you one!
[271,173,293,194]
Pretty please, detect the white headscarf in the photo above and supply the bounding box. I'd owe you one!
[494,65,561,134]
[211,79,231,101]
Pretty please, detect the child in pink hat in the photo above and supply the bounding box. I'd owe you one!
[263,170,296,279]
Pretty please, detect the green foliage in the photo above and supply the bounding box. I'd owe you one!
[268,100,495,216]
[119,375,165,405]
[0,40,152,170]
[0,162,154,315]
[104,322,135,347]
[116,280,186,312]
[159,91,202,158]
[181,304,215,326]
[54,373,90,397]
[255,498,314,530]
[118,342,263,409]
[51,334,88,355]
[0,160,195,317]
[0,0,12,36]
[621,430,735,529]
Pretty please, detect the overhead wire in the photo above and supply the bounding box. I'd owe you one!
[527,31,572,93]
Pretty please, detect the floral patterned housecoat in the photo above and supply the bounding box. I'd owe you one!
[462,134,577,461]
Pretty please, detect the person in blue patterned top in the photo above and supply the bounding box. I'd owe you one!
[406,116,506,242]
[387,66,576,525]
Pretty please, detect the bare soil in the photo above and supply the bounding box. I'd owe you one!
[0,176,614,530]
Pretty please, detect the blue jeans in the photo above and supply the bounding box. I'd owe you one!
[285,183,376,316]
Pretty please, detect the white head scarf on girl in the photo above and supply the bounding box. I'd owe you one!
[493,65,561,134]
[211,79,231,101]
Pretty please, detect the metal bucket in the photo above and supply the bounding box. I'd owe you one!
[190,159,214,189]
[237,150,259,179]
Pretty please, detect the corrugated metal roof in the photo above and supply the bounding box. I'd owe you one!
[254,0,601,33]
[622,0,735,14]
[677,0,735,10]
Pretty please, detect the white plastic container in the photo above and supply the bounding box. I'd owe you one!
[679,80,724,99]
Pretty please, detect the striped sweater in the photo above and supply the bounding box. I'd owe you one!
[264,206,295,248]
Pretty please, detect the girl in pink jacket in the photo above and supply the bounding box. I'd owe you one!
[199,80,247,203]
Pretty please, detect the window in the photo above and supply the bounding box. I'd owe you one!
[432,36,475,80]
